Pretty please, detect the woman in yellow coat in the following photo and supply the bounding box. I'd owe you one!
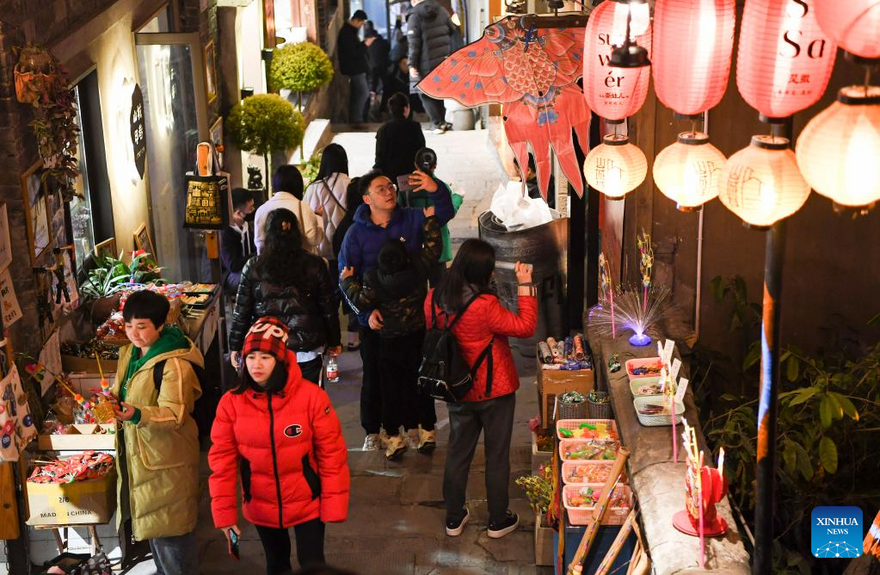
[109,290,203,575]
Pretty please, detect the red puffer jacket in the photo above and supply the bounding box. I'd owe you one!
[424,290,537,402]
[208,351,350,529]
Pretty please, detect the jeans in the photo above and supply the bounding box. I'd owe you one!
[256,518,325,574]
[419,93,447,128]
[149,531,199,575]
[444,393,516,525]
[348,73,370,124]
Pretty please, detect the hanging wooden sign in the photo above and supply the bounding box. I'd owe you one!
[130,84,146,179]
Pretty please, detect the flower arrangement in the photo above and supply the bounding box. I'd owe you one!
[516,464,555,515]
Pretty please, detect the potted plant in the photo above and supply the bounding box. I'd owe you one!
[14,45,55,105]
[515,464,555,566]
[227,94,304,194]
[269,42,334,111]
[81,251,166,322]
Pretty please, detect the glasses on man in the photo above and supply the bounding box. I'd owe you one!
[370,181,398,195]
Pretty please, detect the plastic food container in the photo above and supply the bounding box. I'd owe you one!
[555,419,618,441]
[633,396,685,426]
[559,438,620,462]
[629,378,663,398]
[625,357,664,381]
[561,460,628,485]
[563,483,633,526]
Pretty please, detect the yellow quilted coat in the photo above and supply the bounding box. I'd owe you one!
[112,341,204,541]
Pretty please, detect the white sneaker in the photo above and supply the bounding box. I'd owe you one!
[431,125,447,135]
[405,429,420,450]
[385,434,407,460]
[362,434,382,451]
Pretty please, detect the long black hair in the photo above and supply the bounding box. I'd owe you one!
[316,143,349,181]
[252,208,305,287]
[388,93,410,120]
[231,357,289,395]
[434,239,496,313]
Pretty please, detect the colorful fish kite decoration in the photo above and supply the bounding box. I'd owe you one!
[418,16,591,198]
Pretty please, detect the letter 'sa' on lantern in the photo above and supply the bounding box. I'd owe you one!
[583,134,648,200]
[736,0,837,122]
[582,0,652,123]
[653,0,736,117]
[796,86,880,208]
[815,0,880,60]
[718,135,811,228]
[653,132,726,211]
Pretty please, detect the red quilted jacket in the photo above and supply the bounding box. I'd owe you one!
[424,290,537,402]
[208,351,350,529]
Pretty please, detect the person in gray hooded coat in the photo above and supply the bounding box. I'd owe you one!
[407,0,456,133]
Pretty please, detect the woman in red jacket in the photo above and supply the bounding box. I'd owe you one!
[424,239,537,540]
[209,317,350,574]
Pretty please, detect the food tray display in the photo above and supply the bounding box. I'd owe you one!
[561,460,628,485]
[563,483,632,526]
[180,293,211,307]
[556,419,618,441]
[625,357,664,381]
[559,438,620,461]
[633,396,685,426]
[629,378,663,397]
[185,283,217,294]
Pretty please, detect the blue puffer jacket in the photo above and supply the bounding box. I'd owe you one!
[338,178,454,326]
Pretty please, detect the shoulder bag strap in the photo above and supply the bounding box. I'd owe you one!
[446,293,480,331]
[325,175,346,212]
[151,359,168,392]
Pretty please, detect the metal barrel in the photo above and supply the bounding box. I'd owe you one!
[478,211,569,356]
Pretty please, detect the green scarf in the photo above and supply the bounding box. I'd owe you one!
[121,325,190,398]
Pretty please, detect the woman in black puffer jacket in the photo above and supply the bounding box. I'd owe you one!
[229,208,342,385]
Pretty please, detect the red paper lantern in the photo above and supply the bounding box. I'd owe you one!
[653,0,736,117]
[736,0,837,121]
[582,0,652,122]
[815,0,880,59]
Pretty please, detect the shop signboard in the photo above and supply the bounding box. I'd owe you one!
[183,174,229,230]
[130,84,146,179]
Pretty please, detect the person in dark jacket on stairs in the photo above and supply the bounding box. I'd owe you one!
[229,209,342,385]
[220,188,256,294]
[340,210,442,459]
[407,0,456,133]
[336,9,371,126]
[374,93,426,181]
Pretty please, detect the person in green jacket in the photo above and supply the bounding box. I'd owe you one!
[397,147,463,287]
[109,290,204,575]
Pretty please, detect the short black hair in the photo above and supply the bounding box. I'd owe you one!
[272,165,305,199]
[122,290,170,329]
[358,170,387,196]
[231,188,253,211]
[352,9,368,21]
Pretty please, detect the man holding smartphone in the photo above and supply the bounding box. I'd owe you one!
[337,168,454,452]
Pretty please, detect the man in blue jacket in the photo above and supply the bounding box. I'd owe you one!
[338,169,453,451]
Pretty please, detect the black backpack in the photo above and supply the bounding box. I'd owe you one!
[152,358,214,437]
[418,293,494,402]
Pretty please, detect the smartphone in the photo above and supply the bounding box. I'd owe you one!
[397,173,417,192]
[228,528,240,560]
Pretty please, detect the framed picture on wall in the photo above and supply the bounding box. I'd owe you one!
[20,160,51,265]
[209,117,223,150]
[204,41,218,104]
[133,222,156,260]
[94,237,117,259]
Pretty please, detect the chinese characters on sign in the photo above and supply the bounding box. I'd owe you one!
[184,175,229,230]
[131,84,147,179]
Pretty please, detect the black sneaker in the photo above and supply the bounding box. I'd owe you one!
[445,508,469,537]
[487,511,519,539]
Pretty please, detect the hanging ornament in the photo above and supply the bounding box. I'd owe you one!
[583,0,653,122]
[718,135,811,227]
[653,132,726,211]
[795,86,880,208]
[736,0,837,122]
[815,0,880,60]
[583,134,648,200]
[653,0,736,117]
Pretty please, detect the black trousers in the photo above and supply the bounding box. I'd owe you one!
[255,519,325,575]
[419,93,446,128]
[298,357,323,388]
[359,327,435,435]
[444,393,516,525]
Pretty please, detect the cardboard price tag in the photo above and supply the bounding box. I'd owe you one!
[670,358,682,381]
[675,378,689,403]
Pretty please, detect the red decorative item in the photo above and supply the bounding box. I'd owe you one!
[582,0,652,122]
[673,466,729,537]
[653,0,736,117]
[815,0,880,60]
[418,16,590,197]
[736,0,836,121]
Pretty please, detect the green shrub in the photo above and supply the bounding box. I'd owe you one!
[269,42,334,95]
[226,94,304,157]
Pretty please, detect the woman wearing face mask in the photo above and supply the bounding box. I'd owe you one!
[209,317,350,574]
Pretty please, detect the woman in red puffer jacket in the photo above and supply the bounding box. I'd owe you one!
[423,239,536,541]
[209,317,349,574]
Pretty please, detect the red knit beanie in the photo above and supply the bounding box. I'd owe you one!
[242,317,289,362]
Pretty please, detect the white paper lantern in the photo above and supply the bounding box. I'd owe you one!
[653,132,726,210]
[796,86,880,208]
[719,136,810,227]
[583,134,648,200]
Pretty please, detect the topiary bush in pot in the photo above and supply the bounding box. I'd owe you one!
[269,42,334,110]
[227,94,304,193]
